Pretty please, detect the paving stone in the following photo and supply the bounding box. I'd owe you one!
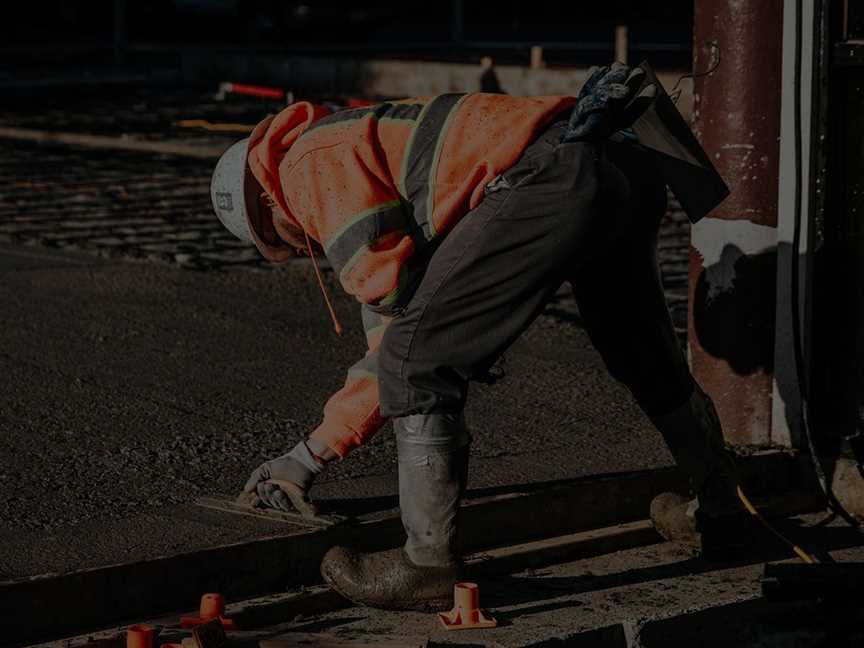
[87,237,130,247]
[198,249,262,263]
[165,231,205,241]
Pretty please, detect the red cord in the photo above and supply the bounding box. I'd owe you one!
[304,231,343,335]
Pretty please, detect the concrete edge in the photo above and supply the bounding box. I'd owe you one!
[31,522,661,648]
[1,454,815,645]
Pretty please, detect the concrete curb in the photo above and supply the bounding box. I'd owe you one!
[1,455,818,645]
[2,468,685,645]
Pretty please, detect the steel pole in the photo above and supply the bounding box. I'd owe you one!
[689,0,785,446]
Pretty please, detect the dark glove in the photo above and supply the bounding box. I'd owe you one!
[561,62,657,143]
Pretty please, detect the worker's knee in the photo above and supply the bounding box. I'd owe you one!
[378,318,467,418]
[395,412,471,461]
[377,327,408,418]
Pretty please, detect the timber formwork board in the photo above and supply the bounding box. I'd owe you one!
[1,453,819,646]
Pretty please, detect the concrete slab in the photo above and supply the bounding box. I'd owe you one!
[0,505,297,579]
[0,241,104,271]
[0,242,674,583]
[220,517,864,648]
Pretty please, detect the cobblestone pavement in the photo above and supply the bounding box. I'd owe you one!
[0,137,690,334]
[0,141,267,269]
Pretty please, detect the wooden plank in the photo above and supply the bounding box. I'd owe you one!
[466,520,660,577]
[231,586,351,629]
[0,127,227,159]
[35,520,664,648]
[222,523,656,630]
[459,467,683,551]
[194,496,347,528]
[0,455,812,646]
[227,493,825,626]
[259,636,427,648]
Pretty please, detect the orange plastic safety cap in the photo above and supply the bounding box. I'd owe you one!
[180,593,237,630]
[126,624,154,648]
[199,593,224,620]
[438,582,498,631]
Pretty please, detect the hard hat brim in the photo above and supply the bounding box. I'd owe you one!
[211,138,265,244]
[241,153,266,244]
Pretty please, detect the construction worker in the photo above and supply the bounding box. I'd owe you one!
[210,63,744,611]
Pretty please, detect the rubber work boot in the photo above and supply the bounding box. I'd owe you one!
[321,413,470,611]
[649,385,753,559]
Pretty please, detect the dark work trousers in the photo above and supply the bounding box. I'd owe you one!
[378,120,695,422]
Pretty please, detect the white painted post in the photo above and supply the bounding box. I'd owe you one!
[771,0,817,448]
[530,46,544,70]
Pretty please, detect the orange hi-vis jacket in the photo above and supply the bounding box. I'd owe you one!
[246,93,576,458]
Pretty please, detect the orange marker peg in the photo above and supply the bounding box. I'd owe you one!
[180,593,236,630]
[438,582,498,631]
[126,624,155,648]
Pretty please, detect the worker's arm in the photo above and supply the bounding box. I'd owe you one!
[307,305,391,458]
[240,306,389,512]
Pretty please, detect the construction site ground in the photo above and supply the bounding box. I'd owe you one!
[0,234,689,580]
[235,531,864,648]
[35,512,864,648]
[2,86,800,646]
[0,86,691,580]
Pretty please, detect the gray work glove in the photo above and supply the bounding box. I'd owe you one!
[561,62,657,143]
[240,444,322,517]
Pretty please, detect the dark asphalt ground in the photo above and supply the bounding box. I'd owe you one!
[0,241,673,579]
[0,90,685,579]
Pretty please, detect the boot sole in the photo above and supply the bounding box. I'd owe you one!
[321,561,453,614]
[326,578,452,613]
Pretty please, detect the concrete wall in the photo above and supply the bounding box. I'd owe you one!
[173,50,693,116]
[364,59,693,116]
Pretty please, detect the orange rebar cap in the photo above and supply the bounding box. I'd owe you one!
[179,593,237,630]
[126,624,154,648]
[438,582,498,631]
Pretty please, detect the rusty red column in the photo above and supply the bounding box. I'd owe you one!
[688,0,784,446]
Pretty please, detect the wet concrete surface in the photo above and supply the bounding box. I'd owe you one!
[0,241,674,579]
[0,94,687,580]
[2,505,300,583]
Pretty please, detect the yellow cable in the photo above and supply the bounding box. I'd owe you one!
[174,119,256,133]
[736,485,818,564]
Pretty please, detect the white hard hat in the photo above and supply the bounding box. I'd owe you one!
[210,138,261,243]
